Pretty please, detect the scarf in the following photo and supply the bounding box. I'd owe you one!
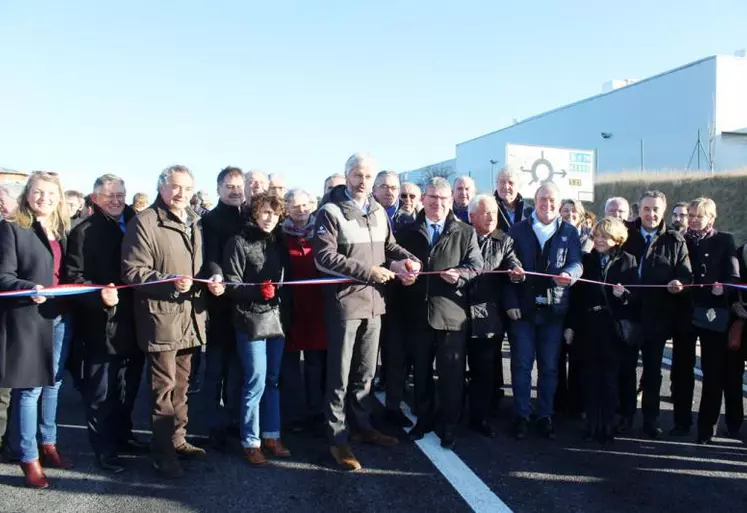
[281,214,315,239]
[685,225,716,244]
[531,211,559,250]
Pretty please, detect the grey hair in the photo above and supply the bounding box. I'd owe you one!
[424,177,451,194]
[93,174,126,194]
[344,152,378,176]
[374,170,400,187]
[495,165,524,187]
[468,194,498,215]
[454,175,476,189]
[284,188,311,204]
[245,169,268,181]
[604,196,629,211]
[157,165,193,189]
[534,181,560,200]
[0,180,25,198]
[401,181,421,193]
[268,173,285,183]
[640,190,667,204]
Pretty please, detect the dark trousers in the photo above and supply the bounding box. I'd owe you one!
[493,334,505,396]
[0,387,11,447]
[619,335,668,425]
[384,314,410,411]
[280,349,327,423]
[467,337,497,422]
[618,345,640,418]
[203,340,242,431]
[555,340,585,415]
[410,328,467,430]
[149,347,196,459]
[580,315,622,430]
[671,329,697,429]
[85,352,145,456]
[325,317,381,444]
[697,328,745,436]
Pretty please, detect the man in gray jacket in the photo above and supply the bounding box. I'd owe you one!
[314,152,420,471]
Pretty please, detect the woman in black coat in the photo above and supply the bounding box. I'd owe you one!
[224,193,291,466]
[683,198,742,444]
[566,218,639,445]
[0,171,73,488]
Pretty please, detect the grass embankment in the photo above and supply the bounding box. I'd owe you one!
[589,168,747,245]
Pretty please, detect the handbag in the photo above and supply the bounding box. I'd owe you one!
[692,306,730,333]
[600,283,641,346]
[244,307,284,339]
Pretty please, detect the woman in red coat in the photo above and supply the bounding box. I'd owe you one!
[280,189,328,433]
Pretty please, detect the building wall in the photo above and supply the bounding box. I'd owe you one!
[399,159,456,188]
[714,56,747,169]
[455,57,726,192]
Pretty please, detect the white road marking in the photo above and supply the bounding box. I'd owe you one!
[375,392,512,513]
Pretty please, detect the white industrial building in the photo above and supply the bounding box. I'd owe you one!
[404,53,747,194]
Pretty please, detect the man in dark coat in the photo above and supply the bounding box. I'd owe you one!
[64,174,146,474]
[466,194,523,437]
[494,166,533,232]
[396,177,484,449]
[200,166,246,451]
[619,190,692,438]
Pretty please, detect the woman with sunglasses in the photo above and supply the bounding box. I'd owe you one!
[0,171,73,488]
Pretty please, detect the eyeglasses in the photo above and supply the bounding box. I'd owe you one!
[426,194,450,202]
[378,185,399,191]
[400,193,417,199]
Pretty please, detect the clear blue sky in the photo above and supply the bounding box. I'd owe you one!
[2,0,746,198]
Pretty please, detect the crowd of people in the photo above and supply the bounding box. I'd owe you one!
[0,154,745,489]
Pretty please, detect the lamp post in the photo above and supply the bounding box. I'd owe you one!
[489,159,498,191]
[599,133,645,172]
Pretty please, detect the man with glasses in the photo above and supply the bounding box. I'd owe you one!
[396,177,483,449]
[268,173,286,199]
[670,202,688,233]
[64,174,147,474]
[373,170,401,223]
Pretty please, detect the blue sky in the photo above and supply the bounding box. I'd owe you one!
[2,0,746,199]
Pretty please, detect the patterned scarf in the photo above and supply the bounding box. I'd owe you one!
[685,225,716,243]
[281,214,316,239]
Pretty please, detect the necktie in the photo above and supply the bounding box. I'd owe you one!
[638,234,652,277]
[431,224,441,248]
[118,217,127,233]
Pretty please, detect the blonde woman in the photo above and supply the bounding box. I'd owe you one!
[0,171,73,488]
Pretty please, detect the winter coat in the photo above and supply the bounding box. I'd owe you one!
[494,192,533,233]
[0,220,67,387]
[121,196,208,353]
[313,185,415,321]
[622,219,692,338]
[201,200,246,347]
[395,210,484,331]
[284,230,327,351]
[467,228,522,338]
[684,231,740,310]
[64,204,139,357]
[224,222,290,340]
[503,216,584,319]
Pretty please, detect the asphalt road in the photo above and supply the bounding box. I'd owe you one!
[1,345,745,513]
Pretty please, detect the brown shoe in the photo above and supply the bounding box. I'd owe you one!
[152,457,185,479]
[20,460,49,489]
[262,438,292,458]
[358,429,399,447]
[243,447,267,466]
[40,444,73,469]
[174,442,206,459]
[330,444,362,472]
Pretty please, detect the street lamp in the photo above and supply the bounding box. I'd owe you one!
[599,132,645,172]
[489,159,498,190]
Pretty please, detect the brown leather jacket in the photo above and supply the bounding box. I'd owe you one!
[121,196,208,353]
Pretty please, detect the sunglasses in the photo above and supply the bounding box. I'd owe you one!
[400,193,417,199]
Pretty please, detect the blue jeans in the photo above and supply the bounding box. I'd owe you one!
[14,315,72,463]
[509,314,564,420]
[236,333,284,448]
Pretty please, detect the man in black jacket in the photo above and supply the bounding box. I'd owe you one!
[200,166,246,451]
[619,190,692,438]
[64,174,146,473]
[494,165,532,232]
[397,177,484,449]
[466,194,524,437]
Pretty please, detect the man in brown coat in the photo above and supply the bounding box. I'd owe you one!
[121,165,225,478]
